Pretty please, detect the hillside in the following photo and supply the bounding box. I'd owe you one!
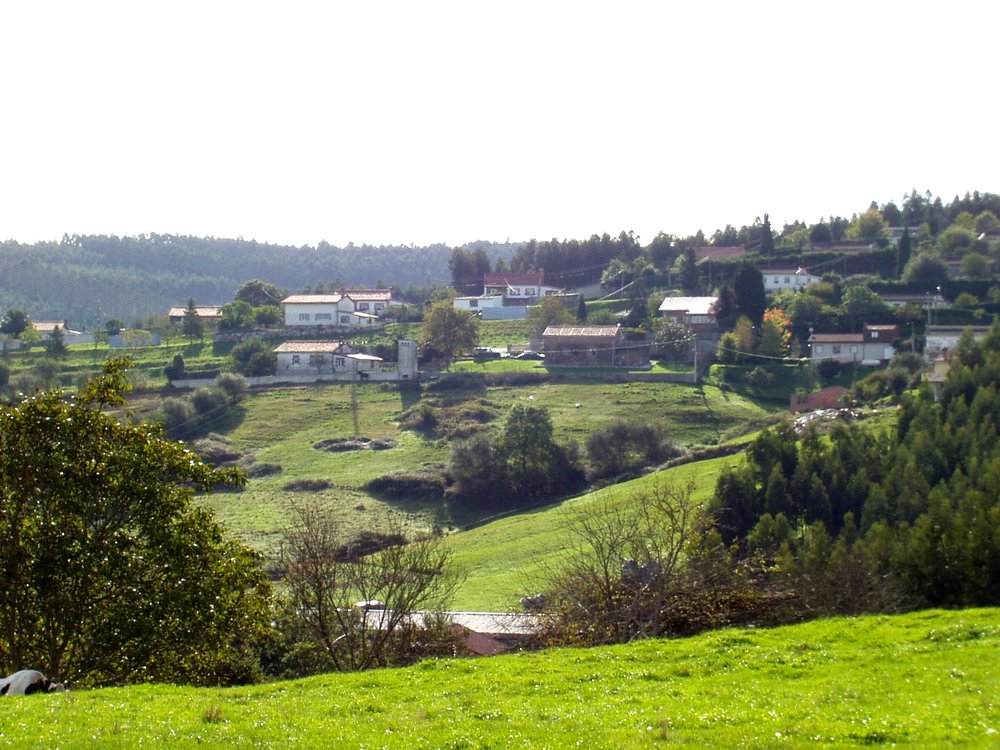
[0,236,517,329]
[3,608,997,748]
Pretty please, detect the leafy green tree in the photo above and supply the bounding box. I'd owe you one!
[810,222,833,243]
[0,308,29,338]
[526,295,575,338]
[902,254,949,287]
[961,251,992,279]
[0,359,271,685]
[182,297,203,342]
[234,279,287,307]
[652,317,693,361]
[936,225,976,255]
[419,301,479,367]
[231,337,277,376]
[846,209,889,242]
[840,285,892,326]
[220,300,255,331]
[104,318,125,336]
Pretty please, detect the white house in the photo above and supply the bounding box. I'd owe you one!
[657,296,718,329]
[759,267,819,292]
[452,295,505,313]
[274,340,382,376]
[808,324,899,365]
[482,271,562,301]
[281,289,393,329]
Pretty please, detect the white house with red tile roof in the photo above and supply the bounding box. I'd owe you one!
[482,271,562,300]
[807,324,899,365]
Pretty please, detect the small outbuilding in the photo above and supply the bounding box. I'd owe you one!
[542,325,649,368]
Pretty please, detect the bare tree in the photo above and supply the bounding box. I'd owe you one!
[279,502,463,671]
[535,478,786,646]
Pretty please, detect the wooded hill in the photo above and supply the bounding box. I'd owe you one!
[0,235,517,329]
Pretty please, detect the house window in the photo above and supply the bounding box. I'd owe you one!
[298,313,310,322]
[784,276,790,284]
[871,330,879,339]
[469,299,478,308]
[510,288,520,296]
[340,315,350,324]
[315,313,332,321]
[526,287,536,296]
[832,345,842,354]
[357,302,369,311]
[814,345,823,355]
[850,345,858,354]
[335,357,345,368]
[291,355,301,365]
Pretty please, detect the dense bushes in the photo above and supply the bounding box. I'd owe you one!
[364,470,446,503]
[584,419,680,480]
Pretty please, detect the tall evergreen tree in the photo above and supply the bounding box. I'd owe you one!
[760,213,775,255]
[896,227,912,278]
[733,265,767,327]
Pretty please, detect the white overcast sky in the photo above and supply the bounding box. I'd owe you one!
[1,1,996,248]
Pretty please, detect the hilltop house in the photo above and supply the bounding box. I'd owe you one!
[542,325,649,368]
[808,324,899,365]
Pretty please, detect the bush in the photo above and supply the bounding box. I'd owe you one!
[215,372,248,401]
[585,419,680,480]
[191,386,230,416]
[364,471,446,503]
[231,338,276,376]
[159,397,197,438]
[747,366,775,391]
[283,478,332,492]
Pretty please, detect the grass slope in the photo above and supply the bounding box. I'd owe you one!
[194,379,771,560]
[446,457,738,611]
[3,609,997,748]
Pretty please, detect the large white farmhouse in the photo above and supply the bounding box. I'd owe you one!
[280,289,393,329]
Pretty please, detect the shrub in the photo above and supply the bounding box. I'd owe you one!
[159,397,197,438]
[585,419,680,480]
[191,386,230,416]
[364,471,446,503]
[747,366,775,391]
[215,372,248,401]
[231,338,276,376]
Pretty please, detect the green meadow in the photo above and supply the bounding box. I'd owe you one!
[3,609,997,748]
[192,377,769,566]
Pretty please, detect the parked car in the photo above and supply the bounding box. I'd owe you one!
[515,350,544,360]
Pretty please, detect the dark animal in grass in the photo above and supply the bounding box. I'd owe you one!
[0,670,66,695]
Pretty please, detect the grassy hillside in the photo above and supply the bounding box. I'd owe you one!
[446,458,737,611]
[4,608,997,748]
[194,378,771,561]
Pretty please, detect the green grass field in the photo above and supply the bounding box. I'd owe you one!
[191,377,771,562]
[4,608,997,748]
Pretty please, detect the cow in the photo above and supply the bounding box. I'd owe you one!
[0,670,66,696]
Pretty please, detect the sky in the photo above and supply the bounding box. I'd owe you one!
[1,1,997,249]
